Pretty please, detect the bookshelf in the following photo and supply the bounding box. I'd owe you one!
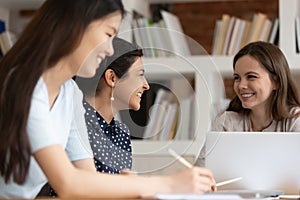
[132,55,225,174]
[123,0,300,175]
[1,0,300,175]
[279,0,300,72]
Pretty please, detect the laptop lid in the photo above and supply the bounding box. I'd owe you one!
[205,131,300,195]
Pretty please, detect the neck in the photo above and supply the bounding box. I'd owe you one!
[249,110,273,132]
[42,61,74,108]
[85,94,115,124]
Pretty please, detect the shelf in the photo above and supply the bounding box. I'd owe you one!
[132,140,203,156]
[143,55,233,74]
[279,0,298,56]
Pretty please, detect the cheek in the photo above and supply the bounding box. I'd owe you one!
[233,82,239,92]
[115,85,132,102]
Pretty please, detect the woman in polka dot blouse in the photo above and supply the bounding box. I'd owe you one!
[75,37,150,174]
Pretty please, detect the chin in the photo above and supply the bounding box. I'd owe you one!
[130,105,140,111]
[76,71,95,78]
[242,104,252,109]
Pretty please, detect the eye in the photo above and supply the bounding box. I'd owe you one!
[138,70,145,76]
[233,75,240,81]
[247,74,257,79]
[139,72,144,76]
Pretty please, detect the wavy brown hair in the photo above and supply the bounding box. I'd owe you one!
[0,0,124,184]
[227,41,300,120]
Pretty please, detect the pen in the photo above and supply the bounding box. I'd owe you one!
[215,177,243,187]
[168,148,243,187]
[168,148,193,168]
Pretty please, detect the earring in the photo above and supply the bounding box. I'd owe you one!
[110,82,115,101]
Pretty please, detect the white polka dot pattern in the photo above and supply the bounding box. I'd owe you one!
[83,101,132,174]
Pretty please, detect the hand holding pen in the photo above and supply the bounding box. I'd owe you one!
[168,148,242,192]
[168,148,217,192]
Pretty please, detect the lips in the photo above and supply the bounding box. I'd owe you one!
[241,93,255,98]
[97,54,105,64]
[97,57,102,64]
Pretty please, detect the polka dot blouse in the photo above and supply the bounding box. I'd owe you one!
[83,100,132,174]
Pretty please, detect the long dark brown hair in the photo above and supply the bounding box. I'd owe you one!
[227,41,300,120]
[0,0,124,184]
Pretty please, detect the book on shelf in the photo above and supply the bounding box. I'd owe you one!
[0,19,16,55]
[118,11,134,43]
[160,10,191,56]
[143,88,177,140]
[131,10,154,57]
[0,19,5,33]
[211,19,222,55]
[259,18,272,42]
[174,97,192,141]
[136,18,156,57]
[148,21,170,57]
[159,103,178,141]
[132,10,143,47]
[212,14,231,55]
[227,17,247,55]
[239,20,251,50]
[0,31,16,55]
[222,16,236,55]
[0,19,5,57]
[212,13,277,55]
[131,10,186,57]
[296,17,300,53]
[150,100,169,140]
[246,12,268,44]
[268,18,279,44]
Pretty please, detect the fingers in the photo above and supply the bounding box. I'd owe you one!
[192,167,216,193]
[120,168,138,176]
[172,167,216,194]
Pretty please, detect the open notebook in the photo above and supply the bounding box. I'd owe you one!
[205,131,300,195]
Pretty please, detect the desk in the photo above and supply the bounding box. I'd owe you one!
[34,195,300,200]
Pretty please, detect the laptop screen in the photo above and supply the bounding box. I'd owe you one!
[204,131,300,195]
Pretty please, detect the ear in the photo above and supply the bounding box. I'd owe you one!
[104,69,117,87]
[272,75,279,90]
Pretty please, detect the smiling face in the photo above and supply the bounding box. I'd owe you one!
[71,11,122,78]
[114,57,150,111]
[233,55,277,112]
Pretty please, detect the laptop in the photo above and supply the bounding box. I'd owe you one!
[204,131,300,195]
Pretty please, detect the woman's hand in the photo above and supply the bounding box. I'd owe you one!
[167,167,216,194]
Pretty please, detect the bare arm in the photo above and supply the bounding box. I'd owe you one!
[35,145,215,198]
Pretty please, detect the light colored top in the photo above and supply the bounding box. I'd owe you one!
[211,110,300,132]
[0,78,93,199]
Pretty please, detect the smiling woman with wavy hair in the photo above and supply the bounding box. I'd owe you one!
[212,41,300,132]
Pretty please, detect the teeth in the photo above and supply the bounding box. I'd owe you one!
[97,58,102,64]
[241,93,254,98]
[137,93,142,98]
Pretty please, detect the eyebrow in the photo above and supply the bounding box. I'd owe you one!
[233,71,259,76]
[108,25,118,35]
[245,71,259,75]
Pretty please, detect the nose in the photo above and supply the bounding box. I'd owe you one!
[143,79,150,91]
[105,39,114,56]
[238,78,248,89]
